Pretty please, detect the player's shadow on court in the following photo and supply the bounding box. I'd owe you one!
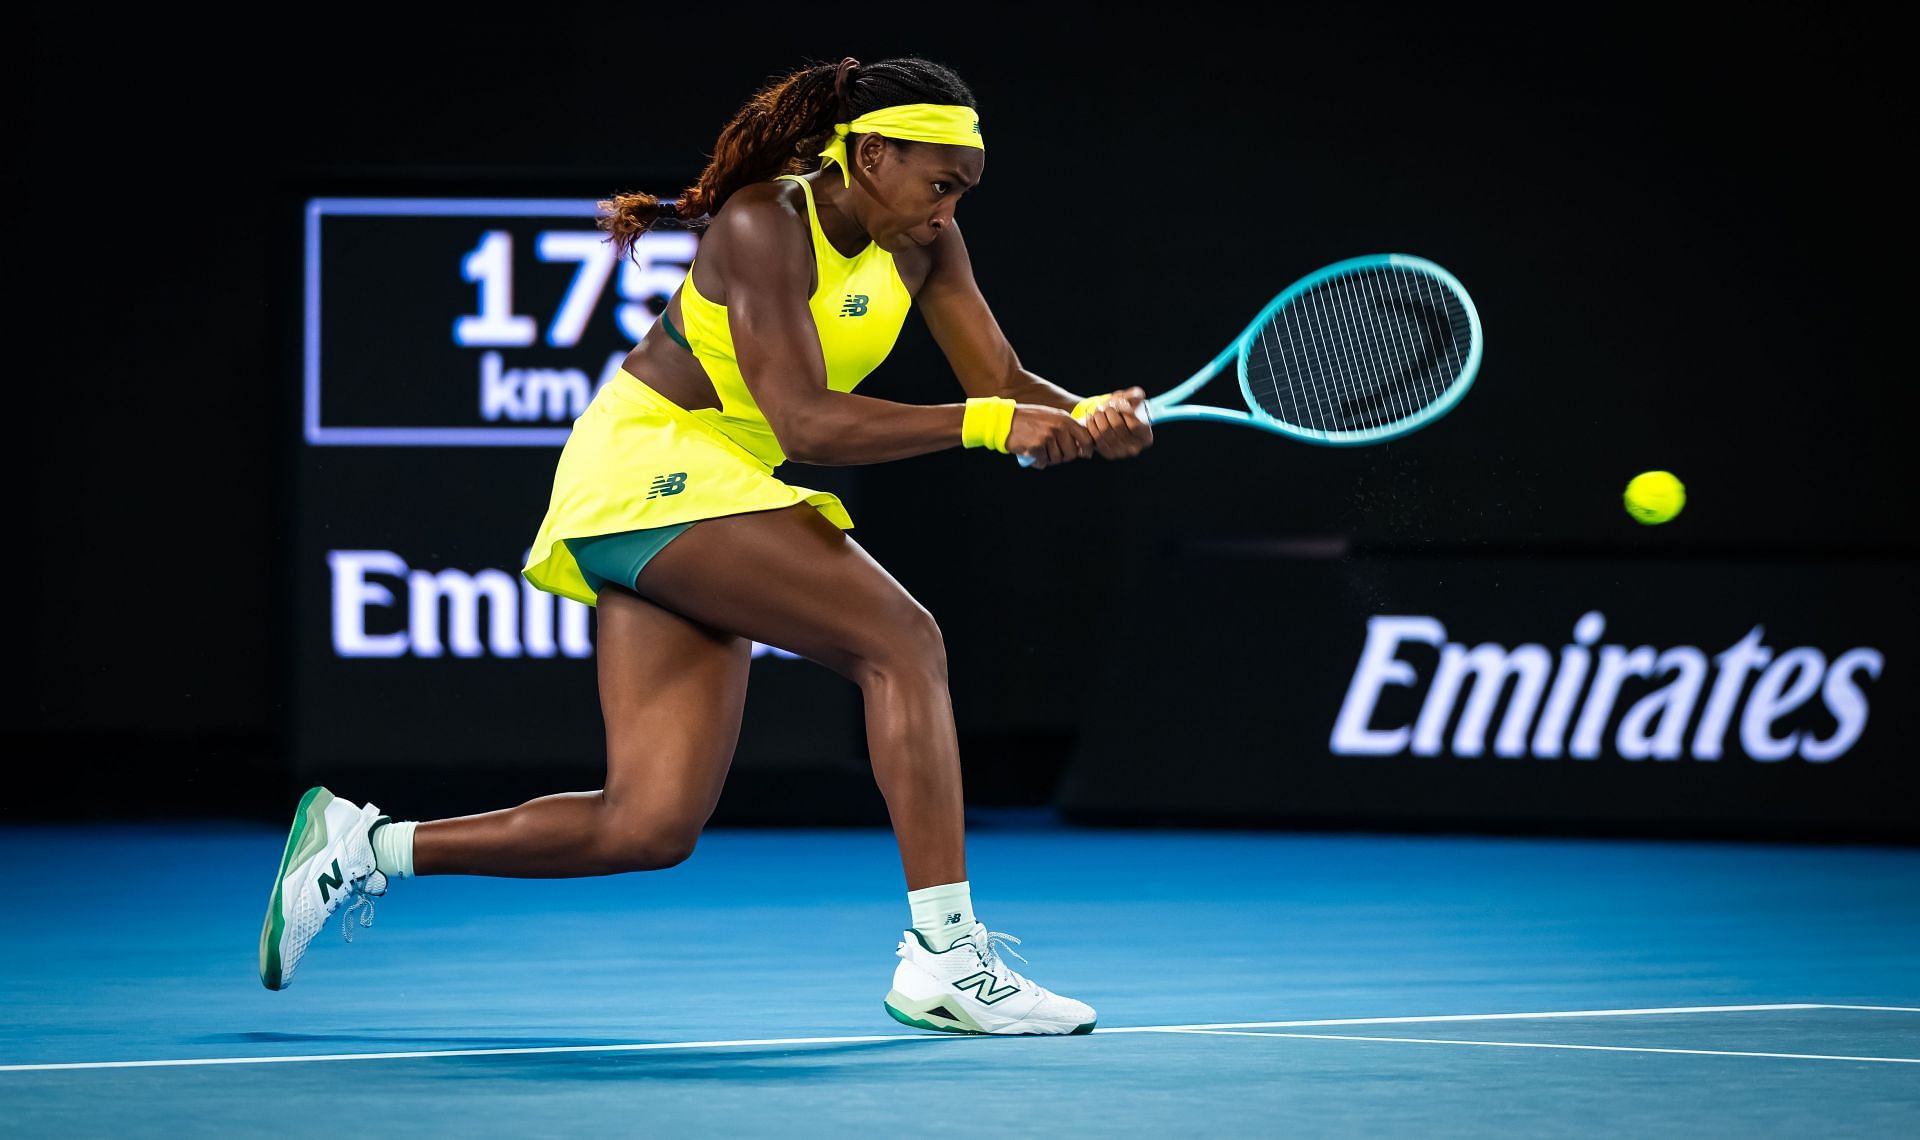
[203,1031,635,1048]
[441,1040,979,1083]
[199,1033,977,1074]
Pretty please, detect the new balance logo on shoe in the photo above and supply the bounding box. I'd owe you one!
[952,970,1021,1005]
[647,472,688,499]
[840,294,869,317]
[317,859,344,904]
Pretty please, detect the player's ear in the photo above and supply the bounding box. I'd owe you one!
[855,133,888,177]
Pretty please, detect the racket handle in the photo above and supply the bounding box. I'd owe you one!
[1016,400,1152,468]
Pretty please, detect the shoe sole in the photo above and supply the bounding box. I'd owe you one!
[883,990,1095,1036]
[259,786,334,990]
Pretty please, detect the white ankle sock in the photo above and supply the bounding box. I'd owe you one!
[907,880,975,951]
[370,820,418,879]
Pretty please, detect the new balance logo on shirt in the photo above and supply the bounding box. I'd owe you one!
[840,294,869,317]
[647,472,688,499]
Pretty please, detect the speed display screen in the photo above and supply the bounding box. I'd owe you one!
[304,198,697,445]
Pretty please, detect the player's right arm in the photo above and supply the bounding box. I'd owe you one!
[718,187,1087,468]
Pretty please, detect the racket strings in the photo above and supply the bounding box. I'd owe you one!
[1245,266,1474,435]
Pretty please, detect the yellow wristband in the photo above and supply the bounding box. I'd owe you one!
[962,396,1016,452]
[1069,394,1112,421]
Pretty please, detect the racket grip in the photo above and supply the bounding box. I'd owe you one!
[1015,400,1152,468]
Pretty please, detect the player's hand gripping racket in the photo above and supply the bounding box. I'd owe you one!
[1018,253,1481,464]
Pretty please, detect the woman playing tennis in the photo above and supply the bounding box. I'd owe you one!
[259,55,1152,1035]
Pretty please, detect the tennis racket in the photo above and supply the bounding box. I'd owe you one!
[1018,253,1481,465]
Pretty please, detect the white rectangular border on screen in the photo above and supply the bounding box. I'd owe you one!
[304,198,602,447]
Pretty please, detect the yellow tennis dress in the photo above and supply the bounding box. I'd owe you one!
[520,173,914,606]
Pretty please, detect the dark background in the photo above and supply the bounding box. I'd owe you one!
[16,10,1912,838]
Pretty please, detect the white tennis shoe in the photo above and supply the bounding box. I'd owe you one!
[884,922,1096,1035]
[258,786,389,990]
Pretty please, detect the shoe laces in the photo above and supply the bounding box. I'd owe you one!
[972,929,1034,989]
[340,869,387,943]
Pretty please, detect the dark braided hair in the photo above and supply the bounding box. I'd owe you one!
[598,56,977,261]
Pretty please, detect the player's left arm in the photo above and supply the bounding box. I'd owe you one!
[917,219,1152,458]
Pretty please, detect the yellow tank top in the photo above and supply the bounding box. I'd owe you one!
[673,173,914,468]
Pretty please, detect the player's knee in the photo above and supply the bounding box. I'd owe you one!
[607,829,700,872]
[853,605,948,690]
[640,828,700,870]
[595,800,703,872]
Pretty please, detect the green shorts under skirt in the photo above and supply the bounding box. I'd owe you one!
[562,523,695,596]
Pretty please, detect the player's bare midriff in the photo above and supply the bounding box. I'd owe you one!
[622,176,933,414]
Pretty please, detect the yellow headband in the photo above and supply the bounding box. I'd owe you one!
[816,102,983,188]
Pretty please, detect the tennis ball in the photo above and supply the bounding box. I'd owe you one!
[1623,470,1686,525]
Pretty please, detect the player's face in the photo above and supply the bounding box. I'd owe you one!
[866,140,983,249]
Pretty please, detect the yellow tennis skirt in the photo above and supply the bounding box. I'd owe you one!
[521,367,853,606]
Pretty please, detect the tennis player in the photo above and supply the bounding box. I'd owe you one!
[260,55,1152,1035]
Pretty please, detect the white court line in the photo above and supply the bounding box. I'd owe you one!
[1813,1004,1920,1013]
[1157,1028,1920,1065]
[0,1003,1891,1074]
[1101,1003,1830,1032]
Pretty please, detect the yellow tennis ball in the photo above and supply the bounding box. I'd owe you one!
[1624,470,1686,525]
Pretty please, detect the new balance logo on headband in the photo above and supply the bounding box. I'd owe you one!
[840,295,869,317]
[647,472,688,499]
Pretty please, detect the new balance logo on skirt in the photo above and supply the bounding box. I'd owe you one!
[647,473,688,499]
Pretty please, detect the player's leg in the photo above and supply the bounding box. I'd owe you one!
[260,582,749,988]
[632,504,964,889]
[411,584,751,877]
[630,504,1095,1035]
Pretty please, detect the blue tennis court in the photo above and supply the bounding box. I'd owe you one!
[15,18,1917,1138]
[4,821,1915,1135]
